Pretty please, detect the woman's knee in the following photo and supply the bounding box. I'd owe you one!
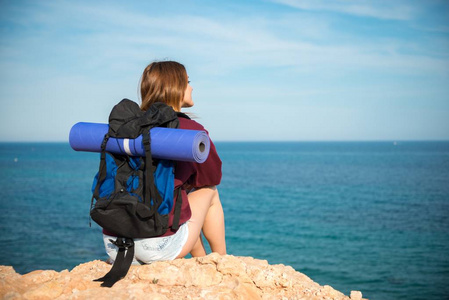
[188,187,218,219]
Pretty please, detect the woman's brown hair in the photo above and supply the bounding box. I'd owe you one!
[140,61,188,112]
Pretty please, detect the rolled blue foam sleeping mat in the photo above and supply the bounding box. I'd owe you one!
[69,122,210,163]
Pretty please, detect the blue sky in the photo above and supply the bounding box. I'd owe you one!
[1,0,448,141]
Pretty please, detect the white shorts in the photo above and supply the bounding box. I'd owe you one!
[103,222,189,264]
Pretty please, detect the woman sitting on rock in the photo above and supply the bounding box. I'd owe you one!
[103,61,226,263]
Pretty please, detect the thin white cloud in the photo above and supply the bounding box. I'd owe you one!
[3,0,444,76]
[270,0,417,20]
[80,4,447,74]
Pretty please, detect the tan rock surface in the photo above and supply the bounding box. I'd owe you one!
[0,253,365,300]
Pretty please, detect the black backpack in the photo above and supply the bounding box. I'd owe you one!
[90,99,183,287]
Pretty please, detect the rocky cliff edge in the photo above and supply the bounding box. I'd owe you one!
[0,253,365,300]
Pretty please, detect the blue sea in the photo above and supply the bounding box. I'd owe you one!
[0,141,448,300]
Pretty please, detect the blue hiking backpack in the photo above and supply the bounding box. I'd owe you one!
[90,99,182,287]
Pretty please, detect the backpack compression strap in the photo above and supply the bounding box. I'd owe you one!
[142,131,163,221]
[90,134,110,224]
[93,237,134,287]
[92,134,110,200]
[171,188,183,231]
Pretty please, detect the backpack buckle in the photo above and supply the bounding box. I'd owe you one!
[142,133,150,146]
[110,237,134,250]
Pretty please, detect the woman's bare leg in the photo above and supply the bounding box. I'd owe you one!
[177,186,226,258]
[202,188,226,255]
[190,234,206,257]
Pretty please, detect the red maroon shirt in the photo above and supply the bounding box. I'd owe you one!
[103,114,222,237]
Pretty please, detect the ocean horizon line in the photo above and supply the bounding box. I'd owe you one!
[1,139,449,144]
